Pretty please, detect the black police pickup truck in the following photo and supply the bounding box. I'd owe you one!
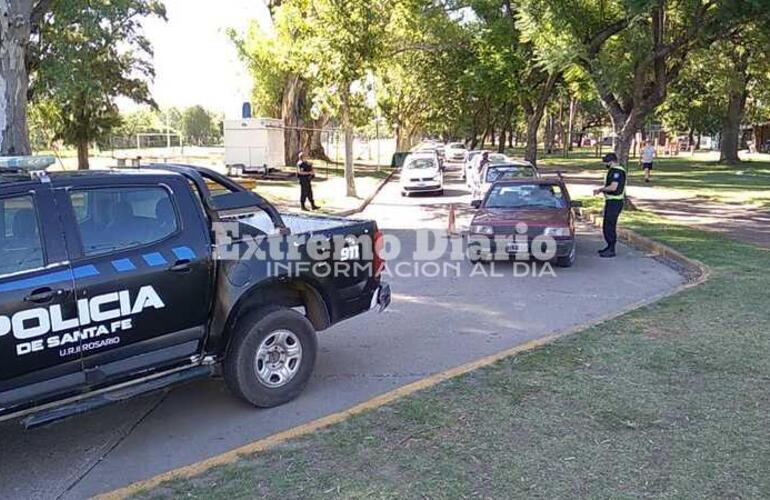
[0,160,390,427]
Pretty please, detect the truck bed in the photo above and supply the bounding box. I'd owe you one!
[240,211,363,235]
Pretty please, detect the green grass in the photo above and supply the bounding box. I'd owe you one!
[134,207,770,498]
[537,151,770,206]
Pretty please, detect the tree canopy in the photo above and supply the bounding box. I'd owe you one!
[3,0,770,168]
[31,0,166,168]
[518,0,770,163]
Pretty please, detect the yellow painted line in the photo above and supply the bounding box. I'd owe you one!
[98,225,710,500]
[97,336,557,499]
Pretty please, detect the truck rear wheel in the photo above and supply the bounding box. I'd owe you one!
[224,307,318,408]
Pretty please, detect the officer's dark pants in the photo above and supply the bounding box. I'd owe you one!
[602,199,624,251]
[300,178,315,207]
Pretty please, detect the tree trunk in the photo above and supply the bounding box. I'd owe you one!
[607,115,636,166]
[544,114,555,154]
[341,92,357,198]
[343,124,356,197]
[309,128,329,161]
[77,140,89,170]
[566,97,577,152]
[0,0,33,156]
[282,74,306,166]
[521,72,558,166]
[604,107,640,167]
[523,114,539,165]
[615,131,634,166]
[396,124,416,151]
[299,115,330,161]
[719,87,747,165]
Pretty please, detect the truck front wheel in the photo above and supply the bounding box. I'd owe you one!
[224,307,318,408]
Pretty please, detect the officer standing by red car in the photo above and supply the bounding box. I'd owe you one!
[593,152,626,258]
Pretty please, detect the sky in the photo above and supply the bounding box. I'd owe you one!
[119,0,272,118]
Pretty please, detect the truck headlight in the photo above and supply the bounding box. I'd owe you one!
[543,227,571,237]
[470,224,494,235]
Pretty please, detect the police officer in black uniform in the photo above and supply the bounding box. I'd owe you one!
[593,152,626,258]
[297,152,319,211]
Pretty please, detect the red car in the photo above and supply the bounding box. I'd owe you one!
[468,179,579,267]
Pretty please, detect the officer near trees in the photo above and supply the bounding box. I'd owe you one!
[593,152,626,258]
[297,152,319,211]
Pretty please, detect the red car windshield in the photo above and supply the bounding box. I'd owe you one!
[484,184,566,209]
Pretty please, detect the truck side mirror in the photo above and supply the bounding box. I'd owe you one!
[471,199,481,209]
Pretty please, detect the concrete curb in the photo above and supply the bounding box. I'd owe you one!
[333,169,396,217]
[576,207,711,289]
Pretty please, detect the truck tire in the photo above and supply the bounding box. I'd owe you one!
[224,307,318,408]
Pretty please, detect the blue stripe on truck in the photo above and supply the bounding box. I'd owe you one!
[172,246,195,260]
[142,252,167,267]
[111,258,136,272]
[0,265,99,293]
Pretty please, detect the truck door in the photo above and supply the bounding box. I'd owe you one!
[0,183,84,414]
[58,178,212,385]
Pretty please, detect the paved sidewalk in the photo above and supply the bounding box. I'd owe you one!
[564,172,770,249]
[631,196,770,249]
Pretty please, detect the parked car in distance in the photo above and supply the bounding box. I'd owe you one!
[471,160,538,204]
[445,142,467,162]
[466,152,507,188]
[467,152,508,183]
[487,153,508,163]
[468,179,578,267]
[464,150,488,185]
[412,145,444,171]
[400,153,444,196]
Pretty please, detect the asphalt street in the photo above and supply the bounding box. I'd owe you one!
[0,162,684,499]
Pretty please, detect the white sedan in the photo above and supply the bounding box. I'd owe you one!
[470,160,537,204]
[445,142,467,162]
[466,152,508,188]
[400,153,443,196]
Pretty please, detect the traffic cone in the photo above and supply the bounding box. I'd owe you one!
[447,203,458,237]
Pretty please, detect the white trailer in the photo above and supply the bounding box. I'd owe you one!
[224,118,285,173]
